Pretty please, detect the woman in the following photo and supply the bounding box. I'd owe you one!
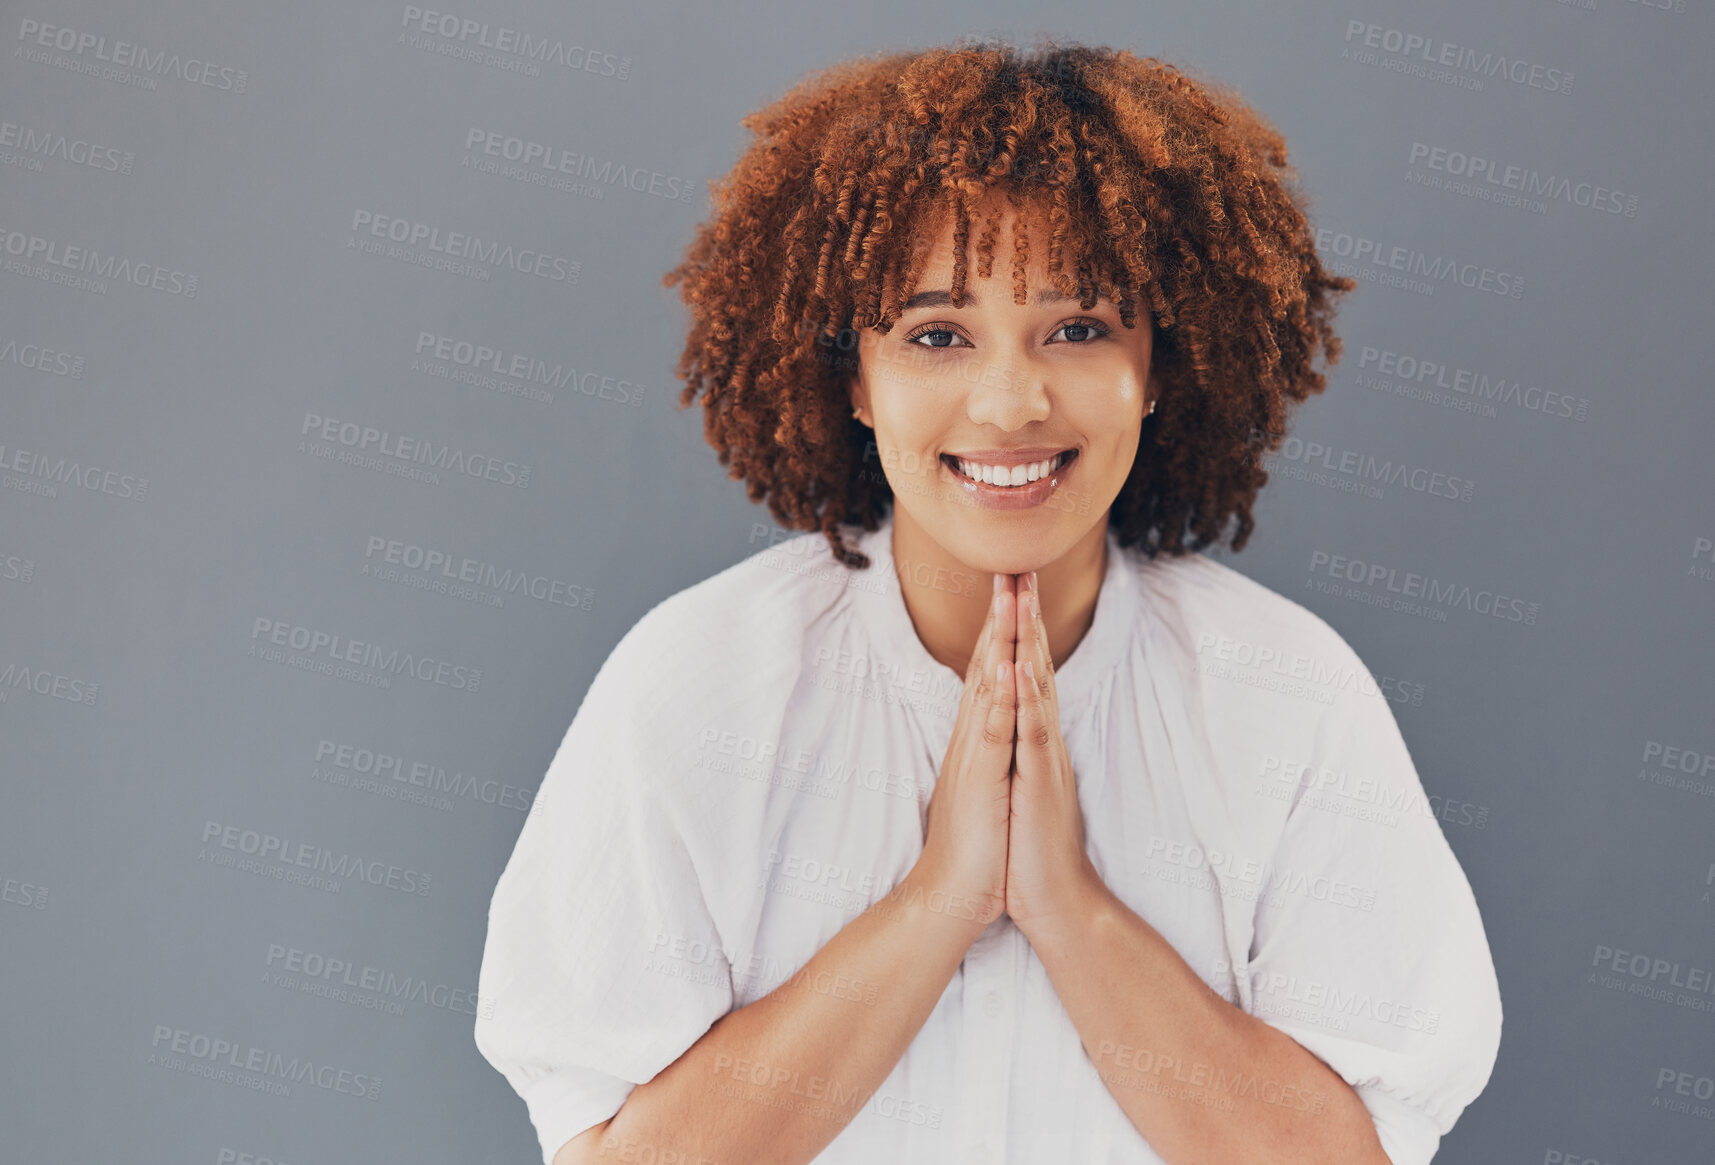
[475,40,1503,1165]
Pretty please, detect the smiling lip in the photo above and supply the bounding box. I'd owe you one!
[940,447,1079,511]
[942,445,1072,465]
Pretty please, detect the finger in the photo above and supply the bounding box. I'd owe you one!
[978,657,1017,766]
[963,579,1012,771]
[975,574,1011,709]
[959,575,1003,718]
[991,573,1019,680]
[1012,657,1053,780]
[1018,571,1057,721]
[964,574,1002,685]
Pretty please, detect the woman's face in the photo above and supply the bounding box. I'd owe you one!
[849,196,1159,576]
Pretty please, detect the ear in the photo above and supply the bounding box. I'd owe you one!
[1138,307,1164,412]
[848,367,871,427]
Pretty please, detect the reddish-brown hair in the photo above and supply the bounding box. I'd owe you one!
[664,38,1355,569]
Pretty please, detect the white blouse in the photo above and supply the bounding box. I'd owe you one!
[474,512,1503,1165]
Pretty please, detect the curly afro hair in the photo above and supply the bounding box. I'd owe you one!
[663,37,1355,570]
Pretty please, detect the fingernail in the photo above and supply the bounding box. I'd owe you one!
[1029,570,1038,592]
[993,573,1002,594]
[1023,659,1035,681]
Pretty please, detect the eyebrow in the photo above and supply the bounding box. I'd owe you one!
[900,288,1094,311]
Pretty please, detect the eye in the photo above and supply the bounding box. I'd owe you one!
[900,316,1114,350]
[1049,317,1113,344]
[902,324,970,350]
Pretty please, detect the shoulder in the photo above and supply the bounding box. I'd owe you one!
[608,528,858,679]
[1130,550,1435,842]
[1128,547,1379,703]
[1132,549,1367,664]
[571,528,862,784]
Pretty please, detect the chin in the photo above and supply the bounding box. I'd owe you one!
[938,514,1084,576]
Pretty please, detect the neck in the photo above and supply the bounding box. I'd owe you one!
[889,507,1109,678]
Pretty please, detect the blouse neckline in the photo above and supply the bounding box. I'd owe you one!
[846,511,1143,719]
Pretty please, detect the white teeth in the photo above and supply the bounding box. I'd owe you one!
[952,451,1069,487]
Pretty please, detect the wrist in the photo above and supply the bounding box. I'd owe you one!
[903,850,1006,931]
[1015,856,1115,955]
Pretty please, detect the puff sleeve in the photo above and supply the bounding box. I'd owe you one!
[474,645,736,1165]
[1241,685,1504,1165]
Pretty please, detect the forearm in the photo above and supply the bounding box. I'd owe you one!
[592,859,994,1165]
[1023,878,1389,1165]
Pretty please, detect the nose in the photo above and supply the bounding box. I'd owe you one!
[963,353,1051,431]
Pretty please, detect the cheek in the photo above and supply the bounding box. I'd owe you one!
[1070,382,1146,441]
[1078,401,1145,480]
[873,382,958,445]
[863,423,940,482]
[1107,365,1147,407]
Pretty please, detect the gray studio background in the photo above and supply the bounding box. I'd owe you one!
[3,1,1712,1162]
